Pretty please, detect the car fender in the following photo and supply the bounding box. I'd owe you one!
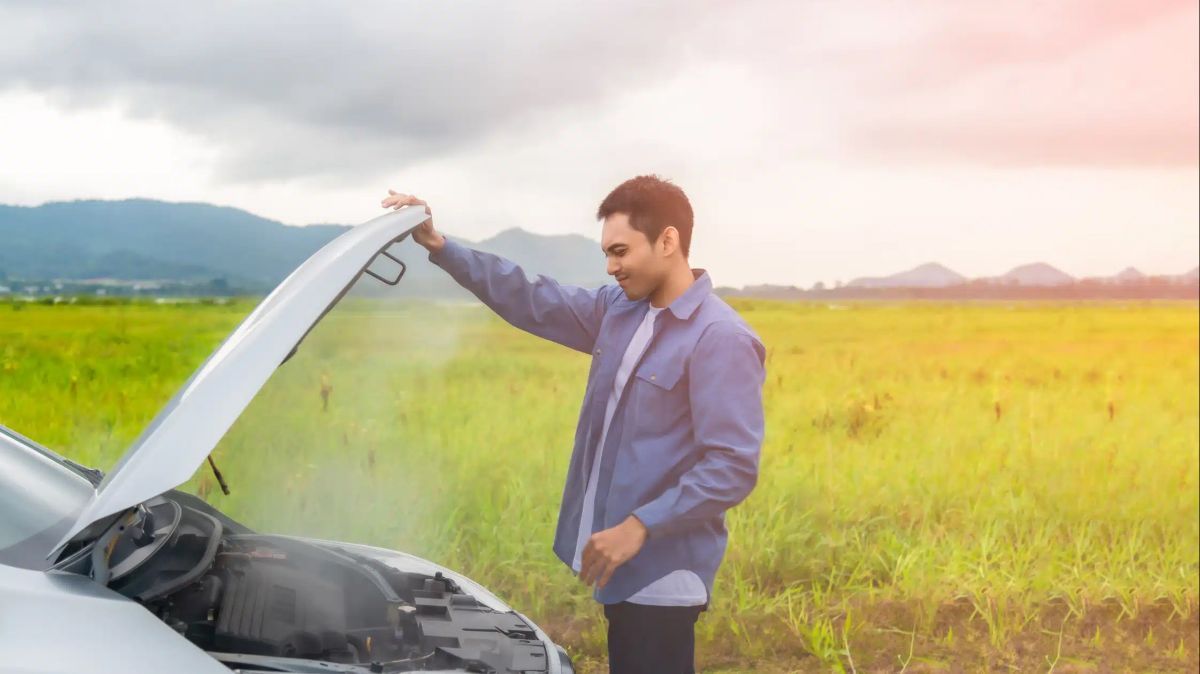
[0,564,227,674]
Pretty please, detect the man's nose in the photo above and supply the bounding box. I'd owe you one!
[606,259,620,276]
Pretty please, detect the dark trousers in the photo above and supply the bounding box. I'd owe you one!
[603,601,705,674]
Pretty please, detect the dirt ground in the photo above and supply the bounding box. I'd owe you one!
[554,598,1199,673]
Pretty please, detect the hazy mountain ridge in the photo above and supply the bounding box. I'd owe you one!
[847,261,1196,290]
[1,199,1195,299]
[0,199,349,286]
[848,262,967,288]
[0,199,611,294]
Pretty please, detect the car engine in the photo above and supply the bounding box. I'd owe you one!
[60,497,552,673]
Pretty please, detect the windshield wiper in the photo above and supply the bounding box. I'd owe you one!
[0,425,104,486]
[64,458,104,485]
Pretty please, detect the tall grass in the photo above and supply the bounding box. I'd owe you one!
[2,298,1196,671]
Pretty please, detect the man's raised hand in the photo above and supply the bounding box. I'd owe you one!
[381,189,444,253]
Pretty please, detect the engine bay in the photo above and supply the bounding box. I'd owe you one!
[58,498,551,673]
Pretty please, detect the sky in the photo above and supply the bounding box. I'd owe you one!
[0,0,1196,288]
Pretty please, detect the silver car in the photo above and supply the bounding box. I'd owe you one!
[0,207,574,673]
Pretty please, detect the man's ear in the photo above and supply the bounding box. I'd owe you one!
[659,226,679,257]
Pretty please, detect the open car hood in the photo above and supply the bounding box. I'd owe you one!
[53,207,432,552]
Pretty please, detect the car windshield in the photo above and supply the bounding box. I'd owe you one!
[0,429,95,569]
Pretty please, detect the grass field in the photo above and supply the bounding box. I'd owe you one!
[2,298,1197,672]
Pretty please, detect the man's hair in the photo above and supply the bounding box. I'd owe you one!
[596,174,694,257]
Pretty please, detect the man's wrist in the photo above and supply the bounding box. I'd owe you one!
[626,514,649,540]
[424,233,448,256]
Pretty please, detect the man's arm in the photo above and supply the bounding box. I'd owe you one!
[381,191,614,354]
[428,239,615,354]
[631,321,767,538]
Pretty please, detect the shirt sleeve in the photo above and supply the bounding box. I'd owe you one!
[428,238,616,354]
[632,321,767,538]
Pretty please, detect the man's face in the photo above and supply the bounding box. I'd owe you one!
[600,212,671,301]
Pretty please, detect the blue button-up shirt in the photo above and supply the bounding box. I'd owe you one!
[429,239,766,604]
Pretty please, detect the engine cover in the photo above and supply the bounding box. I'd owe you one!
[215,560,350,659]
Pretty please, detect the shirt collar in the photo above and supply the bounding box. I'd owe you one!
[659,268,711,321]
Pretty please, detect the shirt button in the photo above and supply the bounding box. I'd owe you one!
[596,348,602,355]
[650,374,656,381]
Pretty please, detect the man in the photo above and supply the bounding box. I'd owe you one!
[380,175,766,674]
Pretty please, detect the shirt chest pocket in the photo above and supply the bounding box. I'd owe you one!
[630,353,688,431]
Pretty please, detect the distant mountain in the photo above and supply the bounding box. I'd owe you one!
[0,199,349,286]
[990,262,1075,286]
[0,199,609,293]
[472,227,605,287]
[847,262,966,288]
[1081,266,1149,284]
[2,199,1195,299]
[1109,266,1146,282]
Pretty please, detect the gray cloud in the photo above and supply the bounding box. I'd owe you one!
[2,0,1195,186]
[0,0,720,182]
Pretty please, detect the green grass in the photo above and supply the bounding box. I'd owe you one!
[2,298,1197,672]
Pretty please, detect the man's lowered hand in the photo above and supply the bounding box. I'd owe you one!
[578,515,648,590]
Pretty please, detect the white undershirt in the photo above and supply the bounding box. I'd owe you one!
[571,304,707,606]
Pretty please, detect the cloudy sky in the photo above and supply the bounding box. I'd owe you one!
[1,1,1196,287]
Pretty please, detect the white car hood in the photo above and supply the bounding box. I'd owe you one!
[53,207,431,551]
